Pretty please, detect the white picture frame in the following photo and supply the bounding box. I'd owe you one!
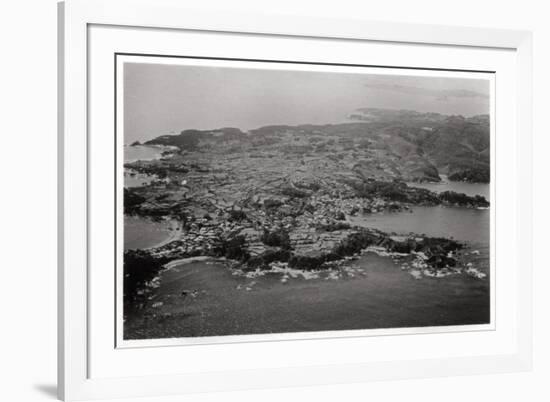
[58,0,533,400]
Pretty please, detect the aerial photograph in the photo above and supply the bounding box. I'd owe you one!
[121,60,491,341]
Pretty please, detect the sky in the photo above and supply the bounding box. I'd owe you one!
[123,62,490,144]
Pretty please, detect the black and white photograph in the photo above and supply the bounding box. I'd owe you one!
[120,57,493,341]
[4,0,549,399]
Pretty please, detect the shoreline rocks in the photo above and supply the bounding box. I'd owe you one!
[122,116,490,306]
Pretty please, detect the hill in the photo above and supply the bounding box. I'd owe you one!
[141,108,490,183]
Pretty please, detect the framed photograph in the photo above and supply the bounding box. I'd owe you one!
[58,0,533,400]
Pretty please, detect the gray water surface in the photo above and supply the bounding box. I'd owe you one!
[124,145,165,163]
[124,254,490,339]
[350,205,489,244]
[360,179,491,244]
[407,175,490,201]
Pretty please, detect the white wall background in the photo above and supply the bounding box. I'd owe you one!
[0,0,547,401]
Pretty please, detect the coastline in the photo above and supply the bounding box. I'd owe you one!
[124,144,177,163]
[124,251,489,340]
[121,111,491,340]
[148,220,182,250]
[163,255,219,270]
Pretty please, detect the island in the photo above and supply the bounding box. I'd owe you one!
[123,108,491,339]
